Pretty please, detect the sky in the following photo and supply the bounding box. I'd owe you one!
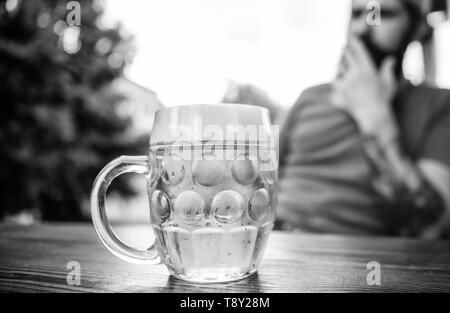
[103,0,450,109]
[103,0,350,108]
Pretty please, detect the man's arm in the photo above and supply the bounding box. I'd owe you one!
[360,135,449,237]
[334,36,450,237]
[417,160,450,238]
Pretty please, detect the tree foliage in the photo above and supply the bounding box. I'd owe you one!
[0,0,147,221]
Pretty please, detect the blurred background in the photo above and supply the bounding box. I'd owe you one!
[0,0,449,226]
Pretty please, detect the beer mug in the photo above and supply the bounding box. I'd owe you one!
[91,104,278,283]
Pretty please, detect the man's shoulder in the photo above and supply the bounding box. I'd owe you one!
[289,83,334,114]
[285,83,352,132]
[408,83,450,113]
[413,83,450,97]
[296,83,333,104]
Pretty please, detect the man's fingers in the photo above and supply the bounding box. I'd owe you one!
[337,62,346,79]
[380,56,397,84]
[346,38,362,64]
[349,36,376,71]
[337,46,358,79]
[332,80,349,110]
[343,47,358,70]
[337,51,347,79]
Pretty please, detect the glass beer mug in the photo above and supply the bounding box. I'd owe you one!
[91,104,278,283]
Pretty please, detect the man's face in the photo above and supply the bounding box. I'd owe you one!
[348,0,413,67]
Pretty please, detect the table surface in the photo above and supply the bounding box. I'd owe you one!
[1,223,450,293]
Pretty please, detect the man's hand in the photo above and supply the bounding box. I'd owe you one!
[333,36,399,146]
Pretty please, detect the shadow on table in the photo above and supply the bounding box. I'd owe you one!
[113,273,265,293]
[163,272,265,293]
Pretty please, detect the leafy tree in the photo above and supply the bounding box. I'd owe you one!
[0,0,147,221]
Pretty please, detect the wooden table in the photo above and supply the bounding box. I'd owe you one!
[1,223,449,293]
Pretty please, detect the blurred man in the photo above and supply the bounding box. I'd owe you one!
[277,0,450,237]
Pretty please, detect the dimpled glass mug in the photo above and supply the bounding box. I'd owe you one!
[91,104,278,283]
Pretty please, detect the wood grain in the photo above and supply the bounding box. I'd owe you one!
[0,223,450,293]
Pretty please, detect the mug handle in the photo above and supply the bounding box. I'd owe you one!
[90,156,159,265]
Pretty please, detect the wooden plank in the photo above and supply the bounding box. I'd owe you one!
[0,224,449,293]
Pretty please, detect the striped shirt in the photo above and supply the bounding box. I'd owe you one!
[277,82,450,235]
